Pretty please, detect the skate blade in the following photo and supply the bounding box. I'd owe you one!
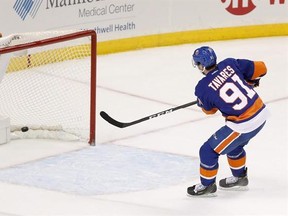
[219,185,249,191]
[187,192,217,198]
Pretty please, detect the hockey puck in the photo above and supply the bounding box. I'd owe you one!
[21,126,29,132]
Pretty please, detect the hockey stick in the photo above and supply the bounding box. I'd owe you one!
[100,100,198,128]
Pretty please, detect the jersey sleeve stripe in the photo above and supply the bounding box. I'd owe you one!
[201,107,218,114]
[252,61,267,80]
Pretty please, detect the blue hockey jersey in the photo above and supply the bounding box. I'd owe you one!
[195,58,267,132]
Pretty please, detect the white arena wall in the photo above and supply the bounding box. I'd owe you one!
[0,0,287,54]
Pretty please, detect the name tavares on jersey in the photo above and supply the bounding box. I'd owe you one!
[208,66,235,91]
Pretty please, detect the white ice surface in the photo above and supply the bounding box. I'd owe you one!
[0,37,287,216]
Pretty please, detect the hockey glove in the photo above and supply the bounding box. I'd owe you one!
[246,78,260,88]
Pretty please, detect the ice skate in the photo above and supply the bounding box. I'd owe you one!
[219,168,249,190]
[187,183,217,197]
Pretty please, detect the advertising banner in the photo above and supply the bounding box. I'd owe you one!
[0,0,287,42]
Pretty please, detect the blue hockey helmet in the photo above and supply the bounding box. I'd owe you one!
[192,46,217,68]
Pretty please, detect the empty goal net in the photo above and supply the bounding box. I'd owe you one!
[0,29,97,145]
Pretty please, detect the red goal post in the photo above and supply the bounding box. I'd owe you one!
[0,30,97,145]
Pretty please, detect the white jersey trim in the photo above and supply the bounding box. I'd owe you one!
[226,106,269,133]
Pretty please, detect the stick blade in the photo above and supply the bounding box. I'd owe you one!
[100,111,125,128]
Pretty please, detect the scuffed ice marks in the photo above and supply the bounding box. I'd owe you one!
[0,144,198,195]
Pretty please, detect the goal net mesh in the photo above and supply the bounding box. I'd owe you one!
[0,30,96,144]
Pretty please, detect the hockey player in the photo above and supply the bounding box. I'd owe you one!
[187,46,268,196]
